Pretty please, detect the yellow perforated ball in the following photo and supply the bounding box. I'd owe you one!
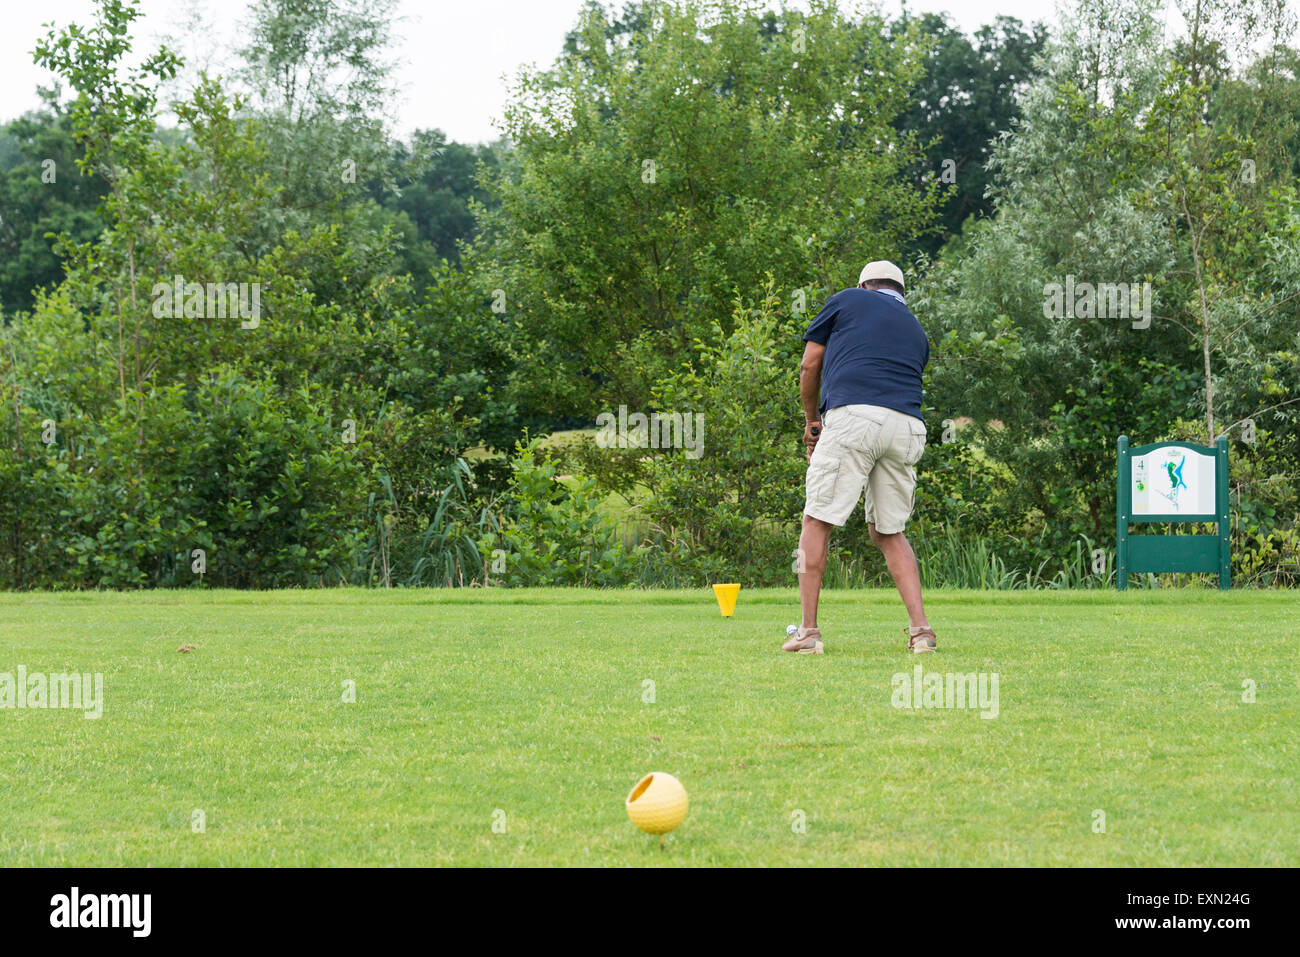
[626,772,689,835]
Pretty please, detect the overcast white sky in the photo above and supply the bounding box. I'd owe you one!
[3,0,1067,144]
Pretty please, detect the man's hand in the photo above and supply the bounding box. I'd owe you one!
[804,420,822,460]
[799,342,825,453]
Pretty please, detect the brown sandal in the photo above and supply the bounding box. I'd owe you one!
[906,625,937,654]
[783,627,824,655]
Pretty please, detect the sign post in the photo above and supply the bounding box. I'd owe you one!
[1116,435,1230,589]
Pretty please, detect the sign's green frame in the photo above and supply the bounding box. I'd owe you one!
[1116,435,1230,590]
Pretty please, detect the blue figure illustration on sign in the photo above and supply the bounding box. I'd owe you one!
[1167,456,1186,491]
[1160,454,1187,508]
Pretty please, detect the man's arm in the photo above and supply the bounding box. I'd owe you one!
[800,340,825,458]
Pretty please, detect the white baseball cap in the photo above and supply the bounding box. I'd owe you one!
[859,260,905,290]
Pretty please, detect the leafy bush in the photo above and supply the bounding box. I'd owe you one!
[0,366,372,588]
[639,279,805,585]
[484,438,636,587]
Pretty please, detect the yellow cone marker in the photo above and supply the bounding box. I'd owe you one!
[712,583,741,617]
[626,772,689,848]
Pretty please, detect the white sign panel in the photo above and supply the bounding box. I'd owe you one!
[1132,446,1216,515]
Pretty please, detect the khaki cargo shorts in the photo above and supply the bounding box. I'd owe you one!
[804,404,926,533]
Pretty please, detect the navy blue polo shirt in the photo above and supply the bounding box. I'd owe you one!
[802,287,929,421]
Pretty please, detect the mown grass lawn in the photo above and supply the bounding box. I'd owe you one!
[0,588,1295,866]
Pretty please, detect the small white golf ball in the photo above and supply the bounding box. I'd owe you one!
[786,624,799,636]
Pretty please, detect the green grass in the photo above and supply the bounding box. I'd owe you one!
[0,588,1296,866]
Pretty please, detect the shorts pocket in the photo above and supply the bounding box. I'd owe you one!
[905,420,927,465]
[806,458,841,508]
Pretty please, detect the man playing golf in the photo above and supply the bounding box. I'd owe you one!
[782,261,937,655]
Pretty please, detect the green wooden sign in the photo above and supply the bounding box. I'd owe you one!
[1116,435,1230,589]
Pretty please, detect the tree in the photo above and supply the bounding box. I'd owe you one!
[890,13,1049,256]
[1092,0,1299,443]
[372,130,501,264]
[478,0,944,421]
[364,129,503,293]
[3,0,473,588]
[917,0,1300,570]
[236,0,399,227]
[0,92,108,317]
[916,0,1187,547]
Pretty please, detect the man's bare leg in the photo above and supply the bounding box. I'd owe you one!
[798,514,834,629]
[869,522,928,628]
